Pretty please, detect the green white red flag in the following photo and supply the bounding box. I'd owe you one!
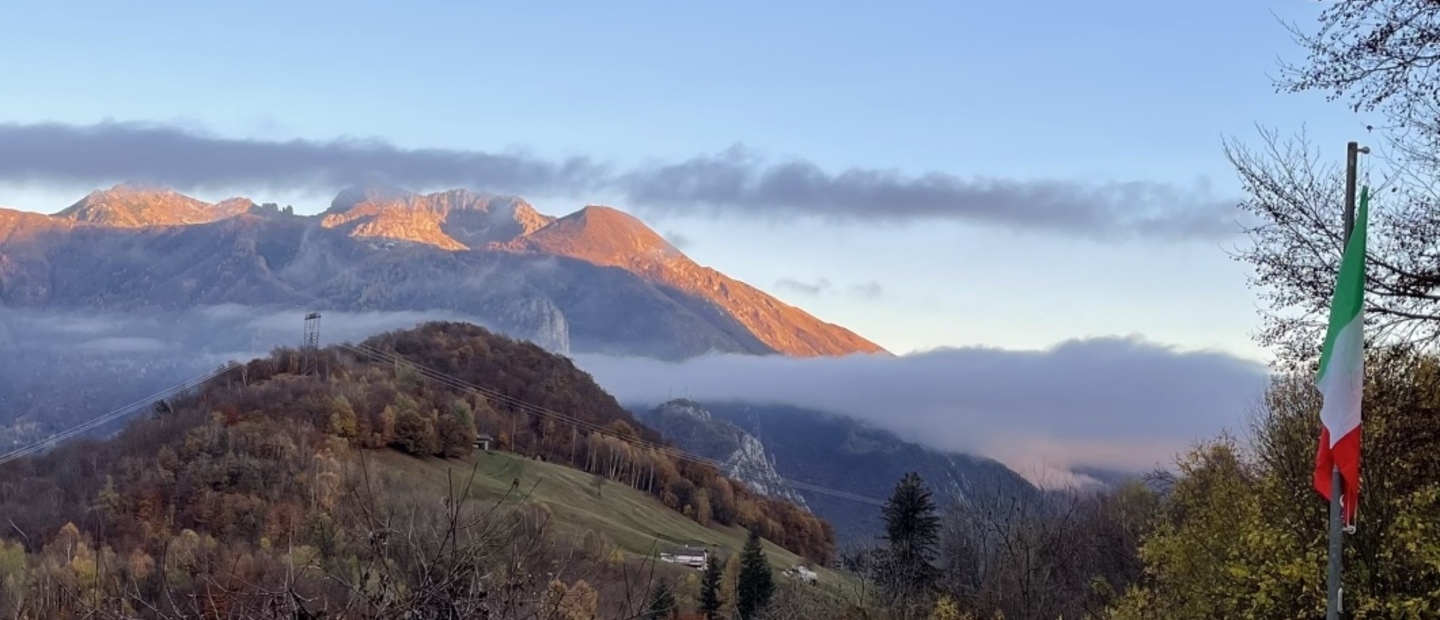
[1313,185,1369,528]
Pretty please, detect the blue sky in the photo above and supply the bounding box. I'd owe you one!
[0,0,1374,360]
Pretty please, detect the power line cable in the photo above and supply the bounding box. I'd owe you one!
[0,362,240,466]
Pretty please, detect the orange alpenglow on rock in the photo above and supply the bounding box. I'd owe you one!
[496,204,888,358]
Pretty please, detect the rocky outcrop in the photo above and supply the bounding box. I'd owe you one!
[639,400,809,510]
[487,294,571,354]
[320,185,555,251]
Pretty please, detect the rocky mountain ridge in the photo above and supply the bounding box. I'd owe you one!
[54,183,284,228]
[500,206,882,357]
[319,185,556,251]
[7,183,884,358]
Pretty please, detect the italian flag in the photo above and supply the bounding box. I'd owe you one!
[1313,185,1369,527]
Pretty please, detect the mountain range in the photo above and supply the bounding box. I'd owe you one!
[0,182,1042,544]
[1,183,884,360]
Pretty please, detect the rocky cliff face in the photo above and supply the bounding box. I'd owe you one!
[319,185,556,250]
[638,400,809,510]
[634,399,1038,545]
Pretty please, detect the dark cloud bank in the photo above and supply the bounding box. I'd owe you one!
[0,306,1268,483]
[0,121,1240,241]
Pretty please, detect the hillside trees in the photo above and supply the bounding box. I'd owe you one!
[840,469,1157,620]
[1110,348,1440,618]
[0,321,839,616]
[357,322,834,563]
[0,439,669,618]
[932,476,1155,620]
[116,322,832,562]
[646,580,678,620]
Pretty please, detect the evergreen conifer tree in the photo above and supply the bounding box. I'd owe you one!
[645,580,677,619]
[880,472,941,612]
[700,553,723,620]
[736,529,775,620]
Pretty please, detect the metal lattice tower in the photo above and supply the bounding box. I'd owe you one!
[303,312,322,350]
[302,312,322,377]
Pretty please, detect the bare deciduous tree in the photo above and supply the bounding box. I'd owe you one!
[1223,129,1440,365]
[1226,0,1440,365]
[934,473,1156,620]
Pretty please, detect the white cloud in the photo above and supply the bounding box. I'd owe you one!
[572,335,1270,482]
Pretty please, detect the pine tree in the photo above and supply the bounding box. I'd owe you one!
[736,529,774,620]
[700,553,724,620]
[880,472,941,611]
[645,581,677,619]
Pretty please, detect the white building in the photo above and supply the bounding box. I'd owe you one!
[659,546,709,569]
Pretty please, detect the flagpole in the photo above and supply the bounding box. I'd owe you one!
[1328,140,1365,620]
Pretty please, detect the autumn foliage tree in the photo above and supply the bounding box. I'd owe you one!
[1109,347,1440,618]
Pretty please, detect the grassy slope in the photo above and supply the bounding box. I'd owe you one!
[366,449,858,593]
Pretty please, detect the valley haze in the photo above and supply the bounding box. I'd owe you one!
[0,303,1269,486]
[0,179,1269,489]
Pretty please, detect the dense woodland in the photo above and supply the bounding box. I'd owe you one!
[0,322,836,618]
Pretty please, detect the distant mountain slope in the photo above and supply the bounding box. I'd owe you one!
[501,205,886,357]
[637,400,809,510]
[0,216,781,357]
[635,399,1038,545]
[0,183,883,360]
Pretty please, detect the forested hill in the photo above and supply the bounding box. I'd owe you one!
[0,321,834,566]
